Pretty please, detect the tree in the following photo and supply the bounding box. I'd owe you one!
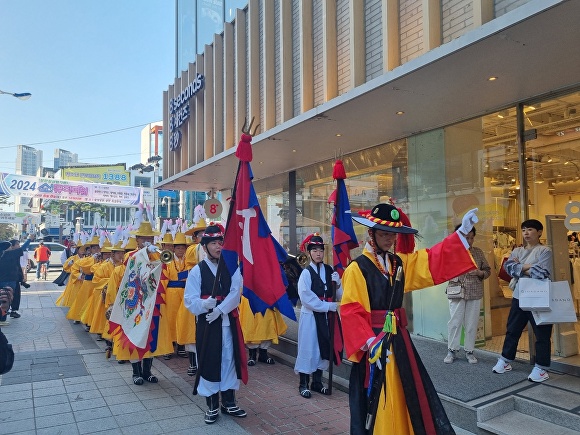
[0,223,17,241]
[47,200,108,226]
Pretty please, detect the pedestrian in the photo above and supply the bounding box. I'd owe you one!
[492,219,553,382]
[445,225,491,364]
[340,202,478,434]
[293,233,341,398]
[34,241,51,279]
[184,224,247,424]
[0,235,32,324]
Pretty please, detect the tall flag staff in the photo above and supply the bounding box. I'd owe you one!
[327,156,358,393]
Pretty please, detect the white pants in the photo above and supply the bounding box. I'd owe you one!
[447,298,481,352]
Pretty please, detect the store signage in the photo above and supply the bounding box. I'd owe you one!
[169,73,205,152]
[0,212,40,225]
[0,173,142,206]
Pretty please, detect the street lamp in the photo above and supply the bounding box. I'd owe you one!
[161,196,172,218]
[0,89,32,100]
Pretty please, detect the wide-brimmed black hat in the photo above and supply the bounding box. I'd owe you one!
[352,203,418,234]
[300,233,325,252]
[200,224,225,245]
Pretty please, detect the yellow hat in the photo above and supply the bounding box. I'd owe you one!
[172,232,191,245]
[89,235,100,245]
[110,241,125,252]
[185,218,208,236]
[101,239,113,253]
[130,221,161,236]
[161,232,173,244]
[125,237,138,251]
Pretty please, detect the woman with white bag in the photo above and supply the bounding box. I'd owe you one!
[492,219,553,382]
[445,225,491,364]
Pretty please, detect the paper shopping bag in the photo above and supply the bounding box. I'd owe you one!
[532,281,577,325]
[518,278,551,311]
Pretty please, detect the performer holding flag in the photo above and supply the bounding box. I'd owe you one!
[340,201,479,434]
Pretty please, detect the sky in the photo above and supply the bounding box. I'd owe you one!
[0,1,175,173]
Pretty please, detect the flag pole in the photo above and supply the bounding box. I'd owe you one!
[192,161,242,395]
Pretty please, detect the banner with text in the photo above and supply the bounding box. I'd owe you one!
[0,212,40,225]
[0,173,141,206]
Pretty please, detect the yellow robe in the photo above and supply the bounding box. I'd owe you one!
[88,260,115,334]
[66,257,95,321]
[55,255,80,307]
[102,264,125,341]
[239,296,288,345]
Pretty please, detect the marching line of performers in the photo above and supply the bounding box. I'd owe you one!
[55,201,480,434]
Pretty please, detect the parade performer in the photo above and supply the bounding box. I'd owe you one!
[185,214,208,269]
[67,231,101,324]
[164,220,192,359]
[294,233,342,398]
[184,224,247,424]
[340,202,478,434]
[53,240,76,286]
[56,238,87,307]
[109,214,173,385]
[87,235,115,337]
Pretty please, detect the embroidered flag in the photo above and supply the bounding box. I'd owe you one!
[108,247,163,356]
[222,133,296,320]
[328,159,358,277]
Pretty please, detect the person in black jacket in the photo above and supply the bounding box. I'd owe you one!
[0,235,32,325]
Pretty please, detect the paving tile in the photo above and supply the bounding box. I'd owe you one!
[119,421,164,435]
[34,402,73,417]
[73,405,113,422]
[0,407,34,422]
[0,415,37,434]
[102,392,141,406]
[35,411,76,429]
[0,383,31,393]
[0,399,34,415]
[33,385,67,397]
[148,404,189,419]
[65,381,98,393]
[76,415,120,434]
[32,379,64,389]
[33,393,70,407]
[70,396,107,411]
[67,388,103,402]
[109,400,147,416]
[36,423,81,435]
[142,395,179,409]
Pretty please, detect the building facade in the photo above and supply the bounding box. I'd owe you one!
[161,0,580,375]
[53,148,78,171]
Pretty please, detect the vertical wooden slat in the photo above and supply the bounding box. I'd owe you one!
[248,0,260,123]
[178,68,187,172]
[224,22,235,150]
[383,0,401,72]
[204,44,214,160]
[195,54,205,165]
[300,0,313,112]
[349,0,365,88]
[263,0,275,130]
[423,0,442,51]
[472,0,494,27]
[280,0,293,122]
[163,90,169,178]
[235,9,247,138]
[323,0,337,101]
[187,62,197,168]
[214,34,224,155]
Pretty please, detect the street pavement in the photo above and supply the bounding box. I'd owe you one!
[0,270,350,435]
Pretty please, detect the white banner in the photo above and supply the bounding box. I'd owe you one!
[0,212,40,225]
[0,173,141,206]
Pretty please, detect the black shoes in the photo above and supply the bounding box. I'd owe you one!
[21,282,31,289]
[9,311,20,318]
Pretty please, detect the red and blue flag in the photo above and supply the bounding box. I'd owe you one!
[222,133,296,321]
[328,159,358,277]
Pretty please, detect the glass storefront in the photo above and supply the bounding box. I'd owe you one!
[254,89,580,373]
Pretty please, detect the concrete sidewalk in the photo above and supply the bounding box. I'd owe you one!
[0,272,350,435]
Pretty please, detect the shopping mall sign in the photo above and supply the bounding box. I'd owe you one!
[169,73,205,151]
[0,173,142,206]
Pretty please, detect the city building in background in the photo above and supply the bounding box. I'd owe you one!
[161,0,580,378]
[53,148,78,171]
[15,145,43,213]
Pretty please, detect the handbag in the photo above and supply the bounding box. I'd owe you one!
[519,277,551,311]
[532,281,577,325]
[446,283,464,299]
[0,330,14,375]
[498,256,512,282]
